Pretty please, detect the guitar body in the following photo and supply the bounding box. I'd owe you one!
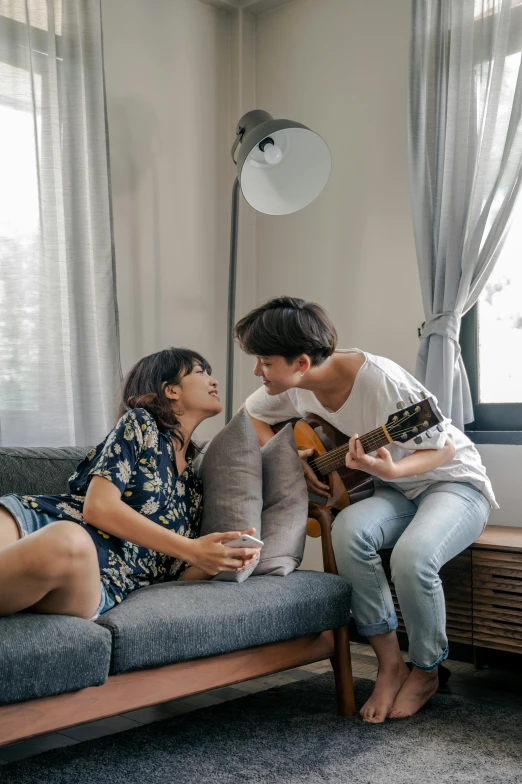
[273,396,442,539]
[293,414,375,512]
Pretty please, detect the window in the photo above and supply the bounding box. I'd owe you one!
[461,4,522,441]
[0,60,41,413]
[0,2,120,447]
[460,4,522,439]
[0,6,58,417]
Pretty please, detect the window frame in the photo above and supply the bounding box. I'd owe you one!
[460,305,522,444]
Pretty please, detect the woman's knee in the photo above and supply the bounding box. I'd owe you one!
[332,507,377,560]
[390,539,435,588]
[34,522,97,579]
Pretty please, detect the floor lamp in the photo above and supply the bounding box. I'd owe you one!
[226,110,332,422]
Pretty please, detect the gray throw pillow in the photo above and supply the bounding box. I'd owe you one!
[254,423,308,576]
[200,409,263,582]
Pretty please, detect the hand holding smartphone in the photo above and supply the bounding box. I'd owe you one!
[225,534,264,549]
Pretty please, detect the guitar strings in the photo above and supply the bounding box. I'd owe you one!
[310,421,423,475]
[309,408,428,474]
[310,421,414,474]
[309,406,425,469]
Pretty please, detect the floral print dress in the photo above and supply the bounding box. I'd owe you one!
[14,408,203,605]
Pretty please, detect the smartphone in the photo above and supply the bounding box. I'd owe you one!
[225,534,264,549]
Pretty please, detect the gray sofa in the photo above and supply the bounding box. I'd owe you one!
[0,446,354,747]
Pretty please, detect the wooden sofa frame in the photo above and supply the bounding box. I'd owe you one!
[0,505,354,748]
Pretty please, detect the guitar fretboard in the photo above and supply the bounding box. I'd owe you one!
[310,426,390,476]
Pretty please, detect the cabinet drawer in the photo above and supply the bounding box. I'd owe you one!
[472,550,522,653]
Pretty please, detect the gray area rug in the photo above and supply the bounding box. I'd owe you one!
[2,674,522,784]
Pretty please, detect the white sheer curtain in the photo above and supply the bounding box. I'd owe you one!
[0,0,121,446]
[409,0,522,430]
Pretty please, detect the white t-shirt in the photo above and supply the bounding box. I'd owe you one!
[245,349,497,509]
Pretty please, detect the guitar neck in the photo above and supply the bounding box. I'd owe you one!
[315,426,390,474]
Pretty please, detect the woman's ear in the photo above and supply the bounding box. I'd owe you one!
[163,383,180,401]
[297,355,312,374]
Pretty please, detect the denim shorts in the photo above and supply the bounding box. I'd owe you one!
[0,494,116,619]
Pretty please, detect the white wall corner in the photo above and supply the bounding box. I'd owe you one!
[236,0,298,15]
[197,0,243,11]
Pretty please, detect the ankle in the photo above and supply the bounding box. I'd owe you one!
[411,665,439,681]
[378,658,408,676]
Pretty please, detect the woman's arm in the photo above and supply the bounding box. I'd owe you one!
[345,437,456,480]
[83,476,260,575]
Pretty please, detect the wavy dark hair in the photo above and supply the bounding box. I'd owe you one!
[235,296,337,366]
[117,348,212,451]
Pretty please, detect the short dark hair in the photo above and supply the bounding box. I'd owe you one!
[234,296,337,366]
[117,348,212,450]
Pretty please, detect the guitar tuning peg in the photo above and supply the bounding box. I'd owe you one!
[396,401,405,410]
[409,396,416,405]
[414,436,423,444]
[436,425,444,432]
[426,431,433,438]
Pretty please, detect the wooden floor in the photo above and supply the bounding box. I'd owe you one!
[1,641,522,765]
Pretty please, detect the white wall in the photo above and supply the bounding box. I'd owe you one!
[253,0,521,559]
[101,0,520,568]
[102,0,232,439]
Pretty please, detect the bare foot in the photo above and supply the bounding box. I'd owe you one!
[360,660,410,723]
[388,666,439,719]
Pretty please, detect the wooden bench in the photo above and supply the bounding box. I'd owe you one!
[383,527,522,659]
[309,507,522,660]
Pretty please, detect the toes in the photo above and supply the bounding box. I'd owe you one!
[364,711,386,724]
[389,709,408,719]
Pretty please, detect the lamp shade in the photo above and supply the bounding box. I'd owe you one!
[234,111,331,216]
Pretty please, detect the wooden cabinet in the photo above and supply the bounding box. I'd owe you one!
[381,526,522,656]
[472,534,522,655]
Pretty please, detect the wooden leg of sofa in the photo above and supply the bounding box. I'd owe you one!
[332,625,355,717]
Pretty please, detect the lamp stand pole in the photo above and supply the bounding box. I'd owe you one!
[226,177,241,424]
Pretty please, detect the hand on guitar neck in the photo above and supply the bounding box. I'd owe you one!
[273,396,447,513]
[345,434,397,481]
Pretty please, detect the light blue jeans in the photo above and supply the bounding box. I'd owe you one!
[332,482,490,671]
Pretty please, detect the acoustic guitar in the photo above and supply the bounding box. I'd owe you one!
[274,396,444,537]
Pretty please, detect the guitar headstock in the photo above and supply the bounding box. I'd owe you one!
[385,397,444,444]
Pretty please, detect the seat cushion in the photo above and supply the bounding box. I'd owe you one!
[0,446,88,496]
[0,614,112,704]
[97,570,352,674]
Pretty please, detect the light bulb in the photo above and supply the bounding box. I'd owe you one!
[263,142,283,165]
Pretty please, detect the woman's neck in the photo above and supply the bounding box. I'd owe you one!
[297,351,365,410]
[170,412,195,458]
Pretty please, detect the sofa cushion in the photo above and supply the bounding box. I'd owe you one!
[200,410,263,583]
[97,570,352,674]
[0,446,88,496]
[255,424,309,577]
[0,614,112,704]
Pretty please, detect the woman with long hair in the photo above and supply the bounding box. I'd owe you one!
[0,348,260,620]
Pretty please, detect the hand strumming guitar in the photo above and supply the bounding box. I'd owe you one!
[298,448,331,498]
